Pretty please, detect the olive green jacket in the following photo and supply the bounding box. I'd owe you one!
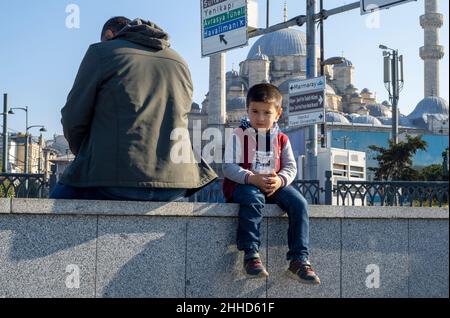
[60,20,217,190]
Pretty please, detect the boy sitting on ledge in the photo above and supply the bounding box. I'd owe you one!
[222,83,320,285]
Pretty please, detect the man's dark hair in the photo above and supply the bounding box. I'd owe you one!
[101,16,131,40]
[246,83,283,109]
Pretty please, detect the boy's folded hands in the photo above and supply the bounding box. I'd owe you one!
[248,170,282,197]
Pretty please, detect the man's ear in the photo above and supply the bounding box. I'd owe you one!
[101,29,115,42]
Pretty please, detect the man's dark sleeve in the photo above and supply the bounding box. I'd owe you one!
[61,45,101,155]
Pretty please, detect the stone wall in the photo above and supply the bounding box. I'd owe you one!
[0,199,448,298]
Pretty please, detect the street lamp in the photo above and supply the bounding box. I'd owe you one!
[8,106,29,173]
[379,44,404,144]
[25,125,46,174]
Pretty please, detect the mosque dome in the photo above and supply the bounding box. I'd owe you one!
[349,114,382,126]
[366,104,392,118]
[407,96,449,119]
[227,97,247,112]
[407,96,449,129]
[326,112,350,124]
[247,28,306,59]
[361,88,371,94]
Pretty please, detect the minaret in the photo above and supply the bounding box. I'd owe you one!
[420,0,445,97]
[283,1,288,22]
[208,53,226,127]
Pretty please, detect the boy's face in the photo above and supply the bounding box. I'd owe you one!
[247,101,283,131]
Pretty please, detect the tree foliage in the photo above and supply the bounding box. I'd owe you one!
[369,135,428,181]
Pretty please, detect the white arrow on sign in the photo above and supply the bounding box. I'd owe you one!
[318,95,323,105]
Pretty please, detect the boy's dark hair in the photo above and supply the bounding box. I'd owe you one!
[246,83,283,109]
[101,16,131,39]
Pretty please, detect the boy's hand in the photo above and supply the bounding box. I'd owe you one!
[248,174,269,191]
[248,171,282,197]
[265,170,282,197]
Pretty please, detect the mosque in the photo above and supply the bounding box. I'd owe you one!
[189,0,449,180]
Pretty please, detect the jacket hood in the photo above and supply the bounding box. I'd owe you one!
[113,18,170,50]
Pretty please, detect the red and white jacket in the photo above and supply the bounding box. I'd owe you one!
[222,120,297,202]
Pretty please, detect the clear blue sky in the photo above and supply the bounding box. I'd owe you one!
[0,0,448,139]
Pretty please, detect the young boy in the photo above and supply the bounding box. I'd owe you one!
[222,83,320,285]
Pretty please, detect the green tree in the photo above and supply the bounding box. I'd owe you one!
[369,134,428,181]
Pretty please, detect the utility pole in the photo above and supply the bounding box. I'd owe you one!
[2,94,8,173]
[306,0,318,180]
[319,0,326,148]
[381,45,404,144]
[391,49,399,144]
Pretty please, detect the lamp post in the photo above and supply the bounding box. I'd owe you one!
[379,44,404,144]
[8,106,29,173]
[25,125,46,174]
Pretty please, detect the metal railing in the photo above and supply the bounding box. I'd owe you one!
[291,180,321,204]
[0,173,49,198]
[1,171,447,208]
[336,180,449,207]
[190,178,321,205]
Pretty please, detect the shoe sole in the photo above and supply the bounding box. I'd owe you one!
[243,268,269,279]
[285,269,321,285]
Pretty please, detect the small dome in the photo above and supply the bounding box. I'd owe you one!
[326,112,350,124]
[227,97,247,112]
[226,70,239,78]
[366,104,392,118]
[335,59,353,67]
[361,88,372,95]
[191,102,200,110]
[349,114,382,126]
[351,92,361,98]
[382,100,392,107]
[249,46,269,61]
[247,28,307,58]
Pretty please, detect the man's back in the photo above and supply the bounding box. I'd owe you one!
[60,20,217,191]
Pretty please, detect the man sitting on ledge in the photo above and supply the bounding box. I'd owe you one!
[50,17,217,201]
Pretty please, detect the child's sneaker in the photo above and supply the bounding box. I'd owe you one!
[243,256,269,278]
[286,260,320,285]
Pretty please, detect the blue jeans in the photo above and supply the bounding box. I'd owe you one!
[232,184,310,261]
[50,183,187,202]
